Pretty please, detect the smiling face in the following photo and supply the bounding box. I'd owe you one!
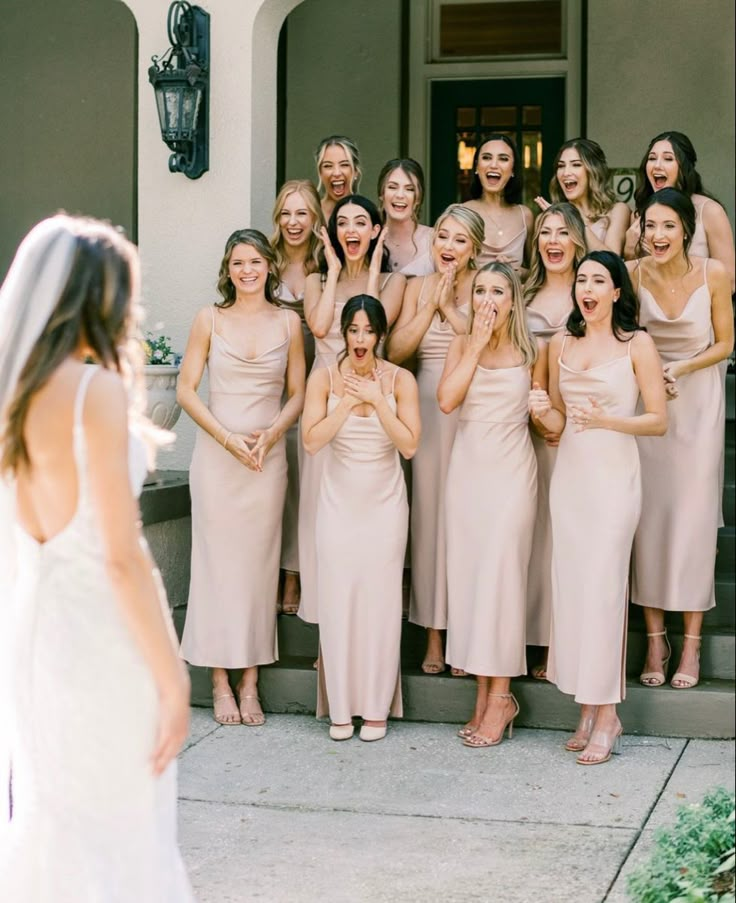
[646,140,679,192]
[537,213,576,274]
[472,269,513,331]
[643,203,685,264]
[228,243,269,295]
[432,215,474,273]
[319,144,356,203]
[346,308,378,365]
[381,167,420,223]
[476,139,515,195]
[336,202,380,262]
[575,259,619,325]
[556,147,589,203]
[278,190,316,249]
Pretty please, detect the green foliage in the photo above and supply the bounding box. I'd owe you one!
[628,787,735,903]
[142,331,178,365]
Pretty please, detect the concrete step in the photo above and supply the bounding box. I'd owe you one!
[186,656,735,740]
[709,580,736,629]
[716,526,735,577]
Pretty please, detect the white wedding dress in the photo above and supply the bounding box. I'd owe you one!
[0,366,194,902]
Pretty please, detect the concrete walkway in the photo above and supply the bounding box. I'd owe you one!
[178,710,735,903]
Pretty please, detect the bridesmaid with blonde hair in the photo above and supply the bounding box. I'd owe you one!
[387,204,484,674]
[524,202,587,679]
[439,262,544,747]
[315,135,362,221]
[537,138,630,254]
[179,229,306,726]
[377,158,435,277]
[299,196,405,626]
[529,251,667,765]
[270,179,325,614]
[628,189,733,690]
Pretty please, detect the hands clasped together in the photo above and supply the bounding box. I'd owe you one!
[223,426,279,472]
[528,383,608,433]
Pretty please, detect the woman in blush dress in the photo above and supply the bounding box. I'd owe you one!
[623,132,735,292]
[378,158,435,277]
[270,180,325,615]
[0,215,193,900]
[628,189,733,690]
[179,230,305,726]
[462,133,534,275]
[439,262,544,748]
[523,203,587,679]
[529,251,667,765]
[386,205,484,674]
[315,135,362,222]
[299,196,405,626]
[301,295,420,742]
[536,138,630,254]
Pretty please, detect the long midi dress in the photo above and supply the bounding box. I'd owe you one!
[0,367,193,902]
[525,306,568,647]
[409,279,467,630]
[298,274,395,623]
[547,337,641,705]
[180,307,290,668]
[315,367,407,723]
[275,282,314,574]
[631,261,723,611]
[445,365,537,676]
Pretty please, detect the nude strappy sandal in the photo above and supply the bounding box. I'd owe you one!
[639,630,671,687]
[670,634,701,689]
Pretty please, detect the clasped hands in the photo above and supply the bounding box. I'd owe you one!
[224,427,277,471]
[663,362,681,400]
[528,383,607,433]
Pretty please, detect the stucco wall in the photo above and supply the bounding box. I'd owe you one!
[587,0,735,226]
[282,0,403,207]
[0,0,137,279]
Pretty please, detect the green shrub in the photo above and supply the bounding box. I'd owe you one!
[628,787,735,903]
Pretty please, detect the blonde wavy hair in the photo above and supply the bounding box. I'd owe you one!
[433,204,485,269]
[314,135,362,198]
[467,262,537,368]
[269,180,324,280]
[523,203,587,305]
[549,138,617,221]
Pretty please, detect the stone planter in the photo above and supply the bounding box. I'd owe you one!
[144,364,182,431]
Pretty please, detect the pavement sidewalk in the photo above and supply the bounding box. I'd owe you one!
[178,710,735,903]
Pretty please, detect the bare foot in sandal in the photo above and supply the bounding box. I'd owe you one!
[281,571,301,615]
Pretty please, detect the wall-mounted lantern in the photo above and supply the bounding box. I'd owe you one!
[148,2,210,179]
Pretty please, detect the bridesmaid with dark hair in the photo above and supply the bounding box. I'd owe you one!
[529,251,666,765]
[628,189,733,690]
[377,158,435,277]
[302,295,420,742]
[299,195,405,626]
[179,229,306,726]
[623,131,735,291]
[462,133,533,274]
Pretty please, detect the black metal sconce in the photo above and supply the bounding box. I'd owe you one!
[148,2,210,179]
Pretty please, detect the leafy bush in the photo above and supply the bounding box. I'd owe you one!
[142,331,179,365]
[628,786,735,903]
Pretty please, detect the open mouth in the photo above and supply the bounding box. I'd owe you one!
[581,298,597,313]
[439,253,456,266]
[353,348,367,359]
[651,174,668,188]
[545,249,564,264]
[651,241,669,256]
[391,201,409,213]
[331,179,347,197]
[345,238,362,255]
[286,228,305,241]
[562,179,578,192]
[484,171,502,186]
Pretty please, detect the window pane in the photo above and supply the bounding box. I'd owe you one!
[481,106,517,128]
[521,130,543,201]
[439,1,562,58]
[456,106,477,127]
[522,105,542,126]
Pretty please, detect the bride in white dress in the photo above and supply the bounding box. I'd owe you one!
[0,215,194,901]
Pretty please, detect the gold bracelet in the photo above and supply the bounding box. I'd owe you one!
[222,431,233,449]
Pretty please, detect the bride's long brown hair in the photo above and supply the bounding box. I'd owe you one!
[1,218,142,475]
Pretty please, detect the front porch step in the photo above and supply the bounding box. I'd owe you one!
[187,657,735,740]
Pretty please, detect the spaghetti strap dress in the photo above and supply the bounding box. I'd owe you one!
[547,337,641,705]
[275,282,314,574]
[298,273,395,623]
[180,307,290,668]
[315,366,407,724]
[1,366,194,902]
[632,261,723,611]
[409,277,467,630]
[525,305,569,647]
[445,364,537,677]
[476,204,528,270]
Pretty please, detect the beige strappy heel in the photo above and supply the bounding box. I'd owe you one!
[639,630,671,687]
[671,634,701,689]
[463,693,519,748]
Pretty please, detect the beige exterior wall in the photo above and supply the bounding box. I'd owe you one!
[587,0,735,225]
[283,0,403,203]
[0,0,137,279]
